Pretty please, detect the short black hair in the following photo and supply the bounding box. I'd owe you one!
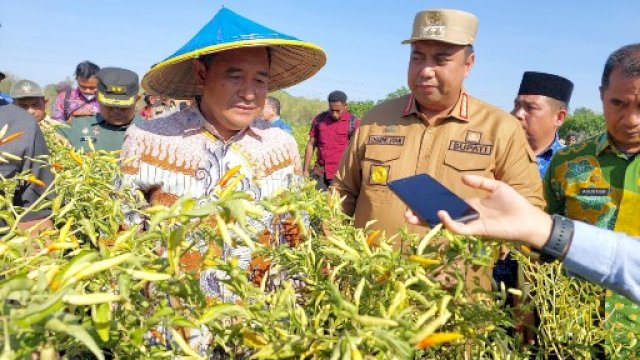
[75,61,100,79]
[328,90,347,104]
[464,45,474,58]
[266,96,280,115]
[601,43,640,89]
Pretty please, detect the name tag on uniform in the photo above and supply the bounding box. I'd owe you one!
[368,135,405,145]
[579,187,611,196]
[448,140,492,155]
[81,136,98,142]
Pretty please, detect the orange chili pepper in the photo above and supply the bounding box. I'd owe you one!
[51,162,64,171]
[0,131,24,145]
[366,230,381,247]
[218,165,241,187]
[27,175,45,187]
[416,332,463,349]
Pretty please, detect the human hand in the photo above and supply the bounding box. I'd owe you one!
[405,175,552,248]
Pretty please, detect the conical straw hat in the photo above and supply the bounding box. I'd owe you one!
[142,7,326,98]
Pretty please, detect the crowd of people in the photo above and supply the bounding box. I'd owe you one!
[1,5,639,354]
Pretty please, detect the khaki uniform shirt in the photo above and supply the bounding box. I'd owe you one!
[333,92,544,236]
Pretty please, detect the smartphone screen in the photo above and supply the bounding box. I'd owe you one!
[388,174,479,227]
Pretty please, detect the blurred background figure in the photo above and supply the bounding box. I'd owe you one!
[52,61,100,122]
[140,94,156,120]
[0,71,13,105]
[564,132,578,145]
[261,96,292,134]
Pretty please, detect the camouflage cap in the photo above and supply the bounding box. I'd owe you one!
[402,9,478,46]
[96,67,139,108]
[10,79,45,99]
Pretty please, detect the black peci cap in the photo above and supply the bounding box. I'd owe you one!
[518,71,574,105]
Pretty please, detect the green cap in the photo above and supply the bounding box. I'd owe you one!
[10,79,45,99]
[97,67,139,108]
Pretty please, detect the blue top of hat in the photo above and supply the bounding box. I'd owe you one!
[163,7,299,62]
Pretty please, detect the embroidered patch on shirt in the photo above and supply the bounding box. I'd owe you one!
[448,140,493,155]
[368,135,405,145]
[465,130,482,143]
[579,187,611,196]
[369,164,390,185]
[383,125,398,133]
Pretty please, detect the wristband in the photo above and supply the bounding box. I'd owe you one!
[540,214,575,263]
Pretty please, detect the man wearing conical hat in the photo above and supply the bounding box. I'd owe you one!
[332,9,544,291]
[120,8,324,302]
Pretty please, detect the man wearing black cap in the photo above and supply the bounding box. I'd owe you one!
[511,71,574,178]
[60,67,143,152]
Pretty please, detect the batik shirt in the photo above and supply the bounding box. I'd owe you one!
[544,132,640,353]
[536,133,564,178]
[52,88,100,122]
[120,107,302,298]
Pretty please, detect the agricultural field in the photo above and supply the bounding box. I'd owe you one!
[0,122,627,359]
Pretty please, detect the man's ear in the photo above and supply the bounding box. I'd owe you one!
[555,108,568,127]
[192,59,207,82]
[464,53,475,78]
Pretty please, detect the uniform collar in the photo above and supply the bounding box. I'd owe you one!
[187,107,263,142]
[402,90,470,122]
[595,132,640,159]
[539,133,564,158]
[95,113,138,131]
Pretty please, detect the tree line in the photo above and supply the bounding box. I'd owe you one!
[1,73,604,140]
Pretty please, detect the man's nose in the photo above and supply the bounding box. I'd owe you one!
[238,78,257,101]
[512,107,525,121]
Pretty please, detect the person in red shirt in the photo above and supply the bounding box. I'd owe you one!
[303,90,359,190]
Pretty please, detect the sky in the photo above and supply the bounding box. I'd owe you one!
[1,1,638,113]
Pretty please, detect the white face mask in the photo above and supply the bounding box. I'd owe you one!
[83,94,95,101]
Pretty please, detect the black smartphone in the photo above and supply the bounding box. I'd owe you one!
[388,174,479,227]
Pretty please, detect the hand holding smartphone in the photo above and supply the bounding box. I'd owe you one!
[389,174,479,227]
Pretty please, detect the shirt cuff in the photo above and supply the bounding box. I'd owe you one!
[563,220,616,282]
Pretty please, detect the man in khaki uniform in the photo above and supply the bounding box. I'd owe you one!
[333,9,544,239]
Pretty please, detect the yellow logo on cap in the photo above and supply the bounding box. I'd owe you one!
[370,165,390,185]
[108,85,127,94]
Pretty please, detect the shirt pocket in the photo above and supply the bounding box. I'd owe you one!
[361,145,404,202]
[333,127,349,146]
[443,150,492,172]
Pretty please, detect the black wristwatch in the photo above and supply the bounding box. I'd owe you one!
[540,214,575,263]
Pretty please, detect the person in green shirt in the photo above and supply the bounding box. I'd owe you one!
[61,67,143,152]
[544,43,640,355]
